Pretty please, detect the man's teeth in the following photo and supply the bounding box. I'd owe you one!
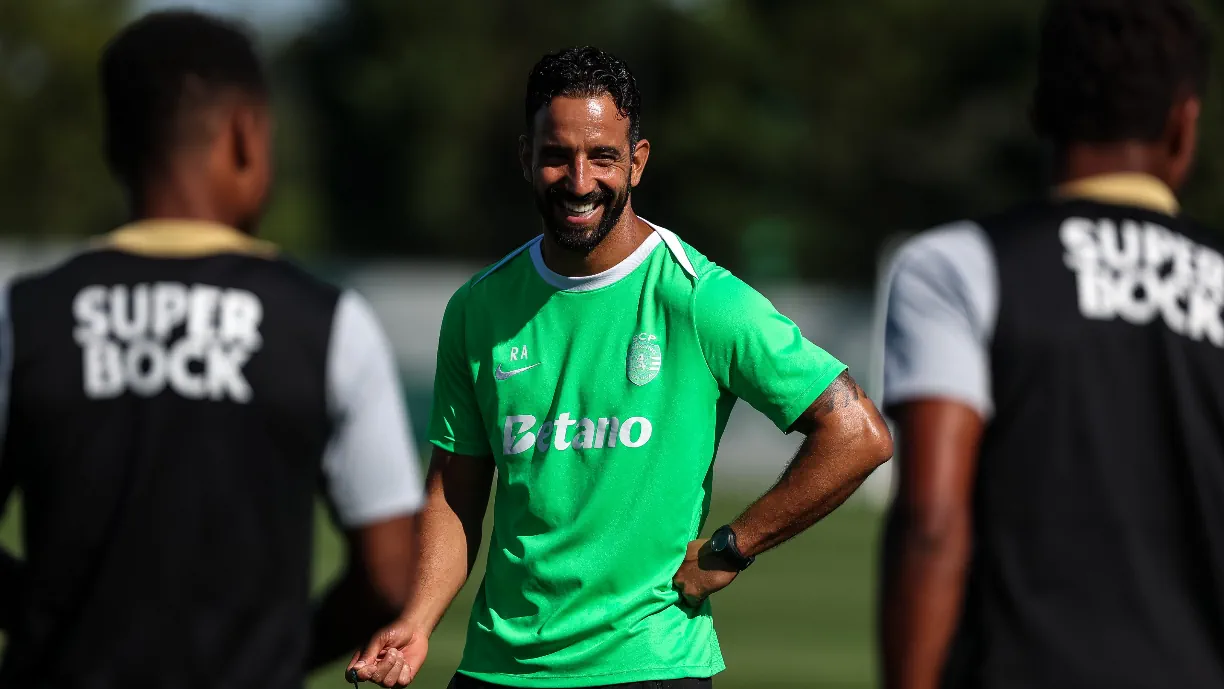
[562,201,596,215]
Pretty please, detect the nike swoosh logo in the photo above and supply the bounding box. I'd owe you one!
[494,362,541,381]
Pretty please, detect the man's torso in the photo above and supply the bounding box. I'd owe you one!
[451,230,729,687]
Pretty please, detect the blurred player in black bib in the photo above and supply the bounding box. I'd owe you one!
[880,1,1223,688]
[0,11,424,689]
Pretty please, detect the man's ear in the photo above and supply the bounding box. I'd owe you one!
[232,104,258,172]
[630,138,650,188]
[1166,95,1201,191]
[518,134,532,184]
[226,100,273,226]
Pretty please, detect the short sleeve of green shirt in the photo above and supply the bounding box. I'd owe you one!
[429,285,491,456]
[695,268,847,431]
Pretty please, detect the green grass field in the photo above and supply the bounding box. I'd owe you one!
[0,491,883,689]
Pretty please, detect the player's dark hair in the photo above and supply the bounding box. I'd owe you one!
[525,47,642,146]
[1032,0,1211,146]
[100,10,267,187]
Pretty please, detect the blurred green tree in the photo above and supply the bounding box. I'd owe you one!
[286,0,1224,284]
[0,1,127,240]
[0,1,327,254]
[4,0,1224,283]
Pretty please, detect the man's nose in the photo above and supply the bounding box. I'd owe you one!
[565,158,598,197]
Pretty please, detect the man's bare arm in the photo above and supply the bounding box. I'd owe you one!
[396,448,493,632]
[672,371,893,605]
[880,399,983,689]
[731,371,894,557]
[350,447,494,685]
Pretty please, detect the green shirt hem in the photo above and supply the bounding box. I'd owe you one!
[455,661,726,688]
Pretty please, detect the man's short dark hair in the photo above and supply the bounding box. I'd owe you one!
[525,47,642,146]
[1032,0,1211,146]
[100,10,267,187]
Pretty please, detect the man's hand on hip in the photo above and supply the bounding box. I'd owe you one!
[671,539,739,606]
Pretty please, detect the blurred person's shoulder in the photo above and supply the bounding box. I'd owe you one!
[887,218,995,299]
[894,199,1058,260]
[887,200,1070,286]
[1158,212,1224,253]
[981,194,1215,252]
[5,233,344,323]
[225,251,343,307]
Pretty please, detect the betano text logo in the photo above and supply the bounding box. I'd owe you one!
[1061,217,1224,347]
[74,282,262,402]
[502,413,652,455]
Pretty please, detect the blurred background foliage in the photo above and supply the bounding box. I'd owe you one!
[5,0,1224,285]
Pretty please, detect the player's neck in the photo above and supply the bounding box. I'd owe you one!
[1055,143,1174,188]
[541,211,654,278]
[130,166,244,231]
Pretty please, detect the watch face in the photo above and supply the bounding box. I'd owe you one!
[711,527,730,552]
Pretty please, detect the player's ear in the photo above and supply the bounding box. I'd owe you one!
[518,134,532,183]
[231,105,253,172]
[228,100,273,225]
[629,137,650,188]
[228,99,268,172]
[1165,95,1200,192]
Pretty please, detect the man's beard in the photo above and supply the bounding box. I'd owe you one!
[535,183,631,254]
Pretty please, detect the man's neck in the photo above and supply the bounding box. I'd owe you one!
[131,167,240,230]
[1056,142,1171,187]
[540,211,654,278]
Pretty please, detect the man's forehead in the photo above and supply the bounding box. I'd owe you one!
[532,94,630,144]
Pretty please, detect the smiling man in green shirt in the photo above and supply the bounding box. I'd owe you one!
[349,47,894,689]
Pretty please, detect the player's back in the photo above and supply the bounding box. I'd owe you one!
[0,222,340,689]
[950,191,1224,687]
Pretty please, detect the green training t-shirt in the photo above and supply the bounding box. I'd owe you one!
[429,221,847,687]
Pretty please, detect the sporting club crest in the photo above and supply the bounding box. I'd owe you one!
[627,333,662,386]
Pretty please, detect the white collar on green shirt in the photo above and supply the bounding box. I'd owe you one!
[529,223,664,292]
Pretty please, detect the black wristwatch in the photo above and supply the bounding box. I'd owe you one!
[709,525,755,571]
